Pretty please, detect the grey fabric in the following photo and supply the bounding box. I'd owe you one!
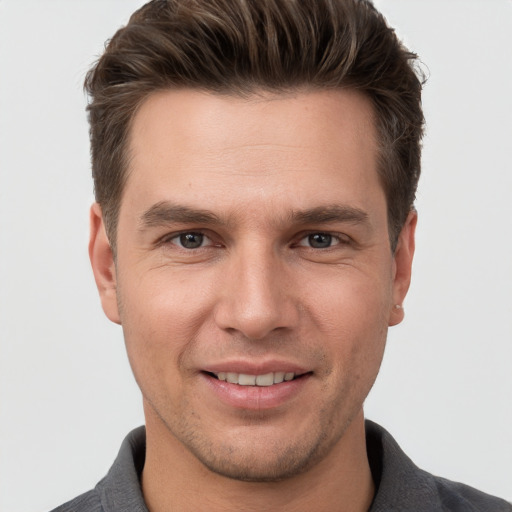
[51,427,148,512]
[364,420,511,511]
[51,421,511,511]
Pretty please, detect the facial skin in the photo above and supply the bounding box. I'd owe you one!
[90,88,415,511]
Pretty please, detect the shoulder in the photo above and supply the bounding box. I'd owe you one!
[365,419,512,511]
[48,427,147,512]
[49,488,102,512]
[433,476,512,512]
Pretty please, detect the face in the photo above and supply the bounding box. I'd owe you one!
[90,88,415,481]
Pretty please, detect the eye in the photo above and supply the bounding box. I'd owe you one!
[297,232,343,249]
[171,232,208,249]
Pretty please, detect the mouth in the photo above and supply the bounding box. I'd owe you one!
[201,367,312,409]
[205,371,307,387]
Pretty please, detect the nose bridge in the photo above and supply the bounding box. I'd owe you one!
[215,239,297,339]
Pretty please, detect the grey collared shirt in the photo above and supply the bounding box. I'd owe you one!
[50,421,512,511]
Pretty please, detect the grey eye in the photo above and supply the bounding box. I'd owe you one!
[308,233,333,248]
[178,232,205,249]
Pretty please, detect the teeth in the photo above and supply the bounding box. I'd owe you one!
[239,374,256,385]
[274,371,285,384]
[215,371,296,386]
[255,373,274,386]
[226,372,238,384]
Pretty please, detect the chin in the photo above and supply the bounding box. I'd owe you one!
[195,450,313,482]
[182,429,335,483]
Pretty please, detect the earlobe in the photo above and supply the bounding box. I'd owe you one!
[89,203,121,325]
[389,210,417,327]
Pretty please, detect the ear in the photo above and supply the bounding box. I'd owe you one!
[89,203,121,324]
[388,210,417,327]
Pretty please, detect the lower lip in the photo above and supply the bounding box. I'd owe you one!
[201,373,311,411]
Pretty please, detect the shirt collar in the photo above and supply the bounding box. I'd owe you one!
[96,421,443,511]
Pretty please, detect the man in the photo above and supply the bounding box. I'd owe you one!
[51,0,511,510]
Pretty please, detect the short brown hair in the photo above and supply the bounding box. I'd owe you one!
[85,0,425,252]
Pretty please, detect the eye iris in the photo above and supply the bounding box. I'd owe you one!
[309,233,332,248]
[180,233,203,249]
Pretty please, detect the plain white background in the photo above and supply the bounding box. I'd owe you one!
[0,1,511,510]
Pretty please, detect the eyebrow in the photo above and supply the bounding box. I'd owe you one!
[139,201,369,230]
[139,202,223,228]
[289,205,369,226]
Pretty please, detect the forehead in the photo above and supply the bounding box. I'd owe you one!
[124,88,383,223]
[129,88,376,164]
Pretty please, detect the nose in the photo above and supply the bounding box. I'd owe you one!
[213,243,300,340]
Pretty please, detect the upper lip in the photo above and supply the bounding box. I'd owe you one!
[201,360,311,376]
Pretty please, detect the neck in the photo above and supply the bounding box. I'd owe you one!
[141,407,375,512]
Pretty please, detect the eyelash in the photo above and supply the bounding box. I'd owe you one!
[295,232,350,249]
[158,230,351,251]
[158,231,214,250]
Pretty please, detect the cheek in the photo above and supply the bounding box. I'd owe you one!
[304,266,391,385]
[120,265,216,335]
[305,263,393,334]
[117,269,216,394]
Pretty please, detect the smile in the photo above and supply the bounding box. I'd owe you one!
[212,371,297,386]
[202,369,312,409]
